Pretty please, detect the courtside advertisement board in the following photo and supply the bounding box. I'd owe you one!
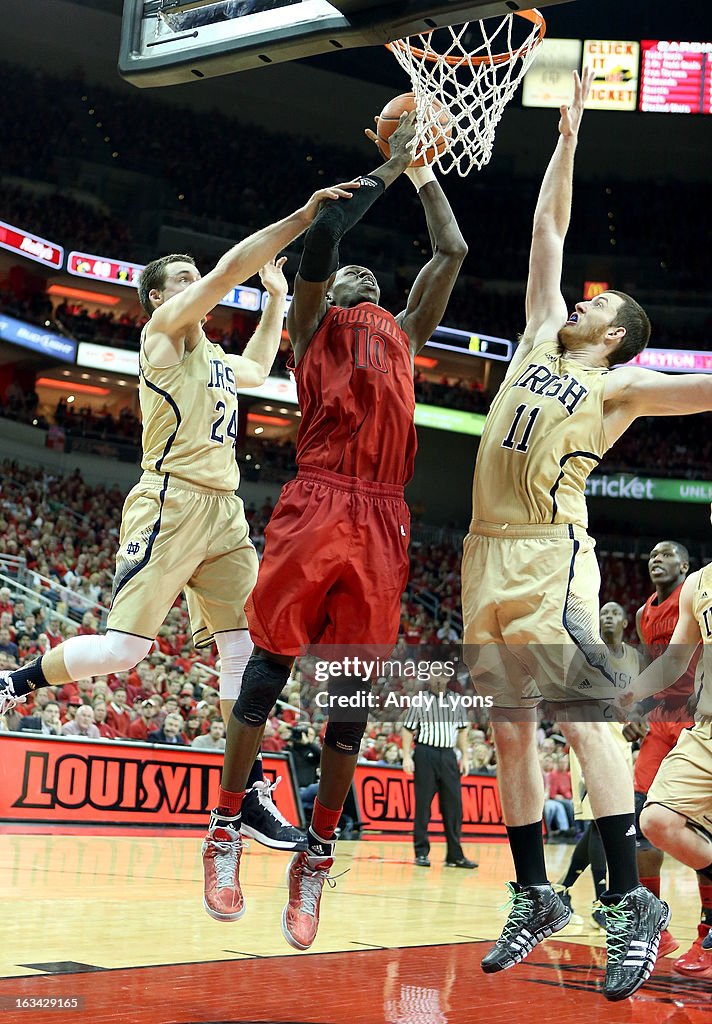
[0,734,303,830]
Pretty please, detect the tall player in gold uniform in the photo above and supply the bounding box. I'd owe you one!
[0,180,357,850]
[463,68,712,1001]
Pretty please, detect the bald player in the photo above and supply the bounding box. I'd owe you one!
[622,514,712,979]
[0,180,357,850]
[463,68,712,1001]
[632,540,699,961]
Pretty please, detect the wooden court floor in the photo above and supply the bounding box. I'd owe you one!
[2,829,709,1024]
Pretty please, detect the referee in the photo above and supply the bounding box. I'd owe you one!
[402,675,478,869]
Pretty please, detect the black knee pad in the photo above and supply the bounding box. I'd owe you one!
[233,655,290,727]
[324,717,369,756]
[323,678,371,755]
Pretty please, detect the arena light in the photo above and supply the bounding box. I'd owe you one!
[47,285,121,306]
[414,355,438,369]
[36,377,110,396]
[247,412,292,427]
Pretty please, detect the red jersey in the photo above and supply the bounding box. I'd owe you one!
[640,582,698,716]
[291,303,417,485]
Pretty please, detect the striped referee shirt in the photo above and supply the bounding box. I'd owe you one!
[402,690,467,748]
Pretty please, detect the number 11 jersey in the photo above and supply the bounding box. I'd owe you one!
[472,338,609,529]
[291,302,417,486]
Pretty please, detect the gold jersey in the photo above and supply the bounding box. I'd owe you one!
[608,642,640,692]
[472,338,609,528]
[139,331,240,492]
[692,563,712,718]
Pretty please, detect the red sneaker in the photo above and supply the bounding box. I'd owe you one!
[202,824,245,922]
[281,851,334,950]
[658,928,680,958]
[673,925,712,977]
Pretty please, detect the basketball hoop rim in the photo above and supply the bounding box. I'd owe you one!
[386,8,546,68]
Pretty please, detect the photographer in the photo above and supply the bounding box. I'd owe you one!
[288,723,322,816]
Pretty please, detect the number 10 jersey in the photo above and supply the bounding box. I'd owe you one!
[472,338,610,529]
[291,302,417,486]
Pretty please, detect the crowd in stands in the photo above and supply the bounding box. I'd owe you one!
[1,60,710,346]
[0,456,656,816]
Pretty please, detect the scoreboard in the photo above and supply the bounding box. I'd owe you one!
[640,40,712,114]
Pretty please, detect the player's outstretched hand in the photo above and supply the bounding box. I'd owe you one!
[301,180,361,222]
[559,67,594,138]
[259,255,288,297]
[387,110,417,166]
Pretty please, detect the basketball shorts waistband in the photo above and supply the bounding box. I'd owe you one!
[297,464,404,500]
[140,470,238,498]
[468,518,591,542]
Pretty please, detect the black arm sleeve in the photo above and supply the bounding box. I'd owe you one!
[298,174,386,283]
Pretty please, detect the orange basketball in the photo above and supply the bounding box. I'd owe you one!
[375,92,451,167]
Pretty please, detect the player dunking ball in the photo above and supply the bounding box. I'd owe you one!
[462,68,712,1001]
[0,183,357,850]
[200,111,467,948]
[622,509,712,978]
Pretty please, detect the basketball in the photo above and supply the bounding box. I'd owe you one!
[375,92,451,167]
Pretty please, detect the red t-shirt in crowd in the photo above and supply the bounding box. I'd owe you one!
[547,770,573,800]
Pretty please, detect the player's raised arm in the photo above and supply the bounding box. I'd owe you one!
[147,182,360,348]
[226,257,288,388]
[510,68,593,373]
[287,113,416,361]
[394,167,467,354]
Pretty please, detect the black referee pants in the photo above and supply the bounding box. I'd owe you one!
[412,744,464,863]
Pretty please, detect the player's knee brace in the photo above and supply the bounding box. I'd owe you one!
[324,717,368,756]
[233,655,290,728]
[63,630,153,679]
[323,678,370,755]
[215,629,252,701]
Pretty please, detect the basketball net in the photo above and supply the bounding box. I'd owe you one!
[387,10,545,176]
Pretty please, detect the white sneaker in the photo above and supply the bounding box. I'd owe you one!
[0,672,27,716]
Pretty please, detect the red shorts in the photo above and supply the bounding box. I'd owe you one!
[634,719,694,793]
[246,466,411,657]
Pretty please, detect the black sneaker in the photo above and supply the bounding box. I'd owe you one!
[481,882,571,973]
[444,857,478,869]
[414,855,431,867]
[240,777,307,851]
[591,904,607,930]
[554,885,574,915]
[0,672,26,716]
[602,886,671,1001]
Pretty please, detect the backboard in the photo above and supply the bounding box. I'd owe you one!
[119,0,572,87]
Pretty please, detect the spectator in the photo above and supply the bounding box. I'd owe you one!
[127,699,161,741]
[182,712,202,744]
[17,700,62,736]
[261,719,285,752]
[148,712,187,746]
[192,719,226,751]
[61,704,101,739]
[92,700,117,739]
[106,687,132,737]
[0,627,19,661]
